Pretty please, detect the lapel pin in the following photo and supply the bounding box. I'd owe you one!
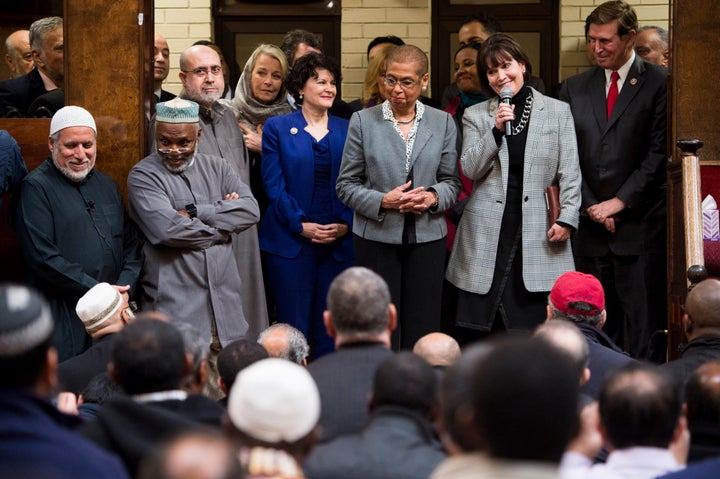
[290,127,298,135]
[630,78,637,85]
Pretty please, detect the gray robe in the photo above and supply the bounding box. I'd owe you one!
[127,152,259,346]
[191,101,269,340]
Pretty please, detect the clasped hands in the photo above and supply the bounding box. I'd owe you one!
[301,222,349,244]
[177,192,240,218]
[382,181,436,214]
[586,197,626,233]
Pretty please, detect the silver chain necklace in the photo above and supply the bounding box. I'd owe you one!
[512,91,533,136]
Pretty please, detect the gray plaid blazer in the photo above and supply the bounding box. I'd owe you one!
[446,88,581,294]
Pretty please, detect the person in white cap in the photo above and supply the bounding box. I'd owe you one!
[128,97,259,386]
[12,105,141,361]
[57,282,134,395]
[226,357,321,478]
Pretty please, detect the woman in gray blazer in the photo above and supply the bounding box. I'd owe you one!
[446,34,581,338]
[337,45,461,349]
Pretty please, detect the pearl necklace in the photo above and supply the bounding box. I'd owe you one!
[511,92,533,136]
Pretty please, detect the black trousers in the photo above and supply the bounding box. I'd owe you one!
[575,251,666,359]
[354,235,446,350]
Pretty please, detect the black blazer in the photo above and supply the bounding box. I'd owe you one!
[559,57,668,257]
[0,68,50,117]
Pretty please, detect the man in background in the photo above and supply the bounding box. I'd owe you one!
[0,17,63,117]
[635,25,669,67]
[4,30,33,79]
[154,33,176,102]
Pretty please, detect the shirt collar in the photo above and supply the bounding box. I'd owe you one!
[605,51,636,87]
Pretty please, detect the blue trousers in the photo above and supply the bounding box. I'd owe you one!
[265,243,353,359]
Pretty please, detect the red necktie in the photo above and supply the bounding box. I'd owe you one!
[606,71,620,119]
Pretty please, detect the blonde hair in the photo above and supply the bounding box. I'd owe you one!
[361,44,396,108]
[248,43,289,81]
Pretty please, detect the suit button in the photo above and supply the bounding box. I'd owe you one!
[524,196,529,202]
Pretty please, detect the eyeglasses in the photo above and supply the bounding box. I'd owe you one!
[158,147,192,155]
[181,65,223,77]
[384,76,420,89]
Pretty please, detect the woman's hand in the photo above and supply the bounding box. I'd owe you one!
[399,189,438,215]
[301,222,349,244]
[547,223,571,242]
[494,102,516,133]
[239,123,263,153]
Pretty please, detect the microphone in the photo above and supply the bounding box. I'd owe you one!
[500,87,514,137]
[86,201,95,212]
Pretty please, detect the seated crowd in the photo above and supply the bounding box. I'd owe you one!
[2,2,713,479]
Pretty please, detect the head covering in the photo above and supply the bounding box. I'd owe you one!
[221,50,292,128]
[50,106,97,135]
[0,284,53,357]
[550,271,605,316]
[227,358,320,443]
[156,97,200,124]
[75,283,123,334]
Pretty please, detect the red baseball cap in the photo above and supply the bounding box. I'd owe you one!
[550,271,605,316]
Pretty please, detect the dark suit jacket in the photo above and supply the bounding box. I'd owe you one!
[307,342,393,442]
[657,458,720,479]
[0,68,51,117]
[58,334,116,395]
[259,110,353,261]
[661,335,720,389]
[576,322,635,398]
[559,57,667,257]
[304,406,446,479]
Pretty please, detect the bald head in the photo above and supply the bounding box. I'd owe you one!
[684,279,720,340]
[5,30,33,78]
[413,332,461,368]
[534,320,590,386]
[258,323,309,365]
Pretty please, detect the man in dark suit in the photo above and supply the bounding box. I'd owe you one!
[154,33,176,102]
[559,0,667,359]
[307,267,396,443]
[0,16,64,117]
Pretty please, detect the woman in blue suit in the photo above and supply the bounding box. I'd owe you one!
[260,53,353,358]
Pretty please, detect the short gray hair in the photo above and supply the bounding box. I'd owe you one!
[257,323,309,365]
[29,17,62,52]
[638,25,669,48]
[548,297,604,327]
[326,267,391,337]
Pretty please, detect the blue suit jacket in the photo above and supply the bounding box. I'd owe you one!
[260,110,353,260]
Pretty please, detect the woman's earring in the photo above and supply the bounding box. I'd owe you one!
[421,86,427,92]
[299,93,303,99]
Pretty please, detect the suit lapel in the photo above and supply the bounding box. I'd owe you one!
[523,89,545,186]
[407,114,432,174]
[590,68,608,133]
[605,57,646,133]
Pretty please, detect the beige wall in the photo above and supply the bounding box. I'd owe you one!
[155,0,669,99]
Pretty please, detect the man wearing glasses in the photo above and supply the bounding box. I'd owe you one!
[129,97,259,374]
[171,44,270,344]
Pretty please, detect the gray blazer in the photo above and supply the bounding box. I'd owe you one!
[446,88,581,294]
[336,104,461,244]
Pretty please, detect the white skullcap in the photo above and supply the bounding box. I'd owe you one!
[50,106,97,135]
[227,358,320,443]
[75,283,122,334]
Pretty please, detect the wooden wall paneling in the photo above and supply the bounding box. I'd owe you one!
[667,0,720,357]
[671,0,720,164]
[64,0,154,199]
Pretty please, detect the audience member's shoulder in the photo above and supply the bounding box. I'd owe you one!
[656,457,720,479]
